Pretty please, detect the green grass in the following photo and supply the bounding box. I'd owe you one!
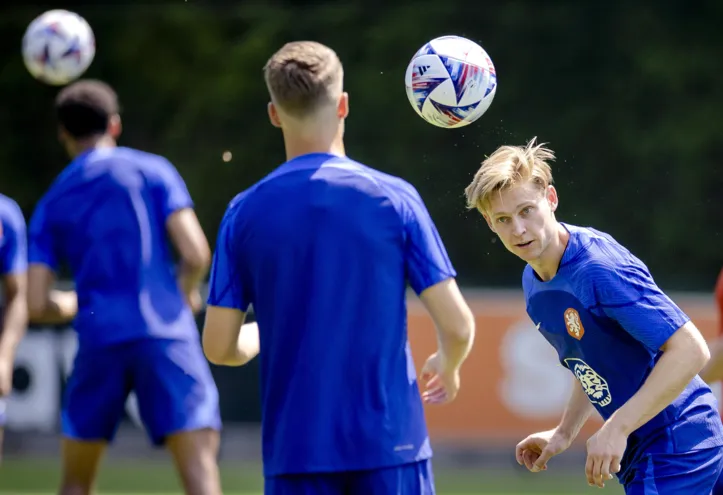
[0,459,624,494]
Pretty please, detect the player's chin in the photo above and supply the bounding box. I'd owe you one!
[511,243,539,260]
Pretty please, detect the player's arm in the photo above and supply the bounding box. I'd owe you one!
[154,159,211,312]
[555,377,596,443]
[608,320,709,436]
[27,265,77,324]
[0,272,28,361]
[591,261,709,436]
[26,199,77,325]
[419,278,475,371]
[202,307,259,366]
[698,269,723,384]
[201,204,258,366]
[401,183,475,402]
[0,208,29,394]
[167,208,211,310]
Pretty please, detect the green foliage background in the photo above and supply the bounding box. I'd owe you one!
[1,1,721,290]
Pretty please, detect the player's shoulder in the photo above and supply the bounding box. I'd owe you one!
[0,194,24,227]
[564,223,655,299]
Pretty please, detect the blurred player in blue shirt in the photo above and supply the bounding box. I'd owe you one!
[0,194,28,465]
[203,41,476,495]
[27,80,222,495]
[464,139,723,494]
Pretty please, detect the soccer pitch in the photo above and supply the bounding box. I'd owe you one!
[0,459,624,494]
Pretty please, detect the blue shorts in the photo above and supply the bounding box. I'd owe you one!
[62,338,221,446]
[0,398,6,427]
[625,447,723,495]
[264,460,435,495]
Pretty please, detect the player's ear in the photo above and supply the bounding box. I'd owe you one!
[108,114,122,139]
[267,102,282,128]
[546,185,559,212]
[337,92,349,119]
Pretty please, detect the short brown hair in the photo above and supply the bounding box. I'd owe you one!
[464,138,555,213]
[263,41,343,117]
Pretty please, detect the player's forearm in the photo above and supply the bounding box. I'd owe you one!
[437,321,475,371]
[0,295,28,359]
[216,322,259,366]
[698,337,723,384]
[607,342,708,436]
[556,379,595,442]
[177,261,208,295]
[28,290,78,324]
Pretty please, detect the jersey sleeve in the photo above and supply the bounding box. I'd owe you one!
[152,159,194,222]
[400,184,456,295]
[207,208,249,311]
[589,259,689,351]
[0,202,28,276]
[28,199,59,270]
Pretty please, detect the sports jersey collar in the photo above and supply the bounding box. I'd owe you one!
[559,222,581,267]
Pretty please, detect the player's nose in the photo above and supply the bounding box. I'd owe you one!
[511,218,526,236]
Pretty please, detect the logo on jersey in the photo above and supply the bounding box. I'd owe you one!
[564,308,584,340]
[564,358,612,407]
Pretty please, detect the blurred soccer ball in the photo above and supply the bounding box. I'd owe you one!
[22,9,95,86]
[405,35,497,129]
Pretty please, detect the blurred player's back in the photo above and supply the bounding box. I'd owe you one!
[28,80,222,495]
[32,146,196,349]
[216,153,447,474]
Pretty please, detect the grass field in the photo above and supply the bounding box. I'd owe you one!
[0,459,624,494]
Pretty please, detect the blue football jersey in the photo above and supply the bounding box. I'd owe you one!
[208,153,456,476]
[524,223,723,482]
[28,147,199,350]
[0,194,27,278]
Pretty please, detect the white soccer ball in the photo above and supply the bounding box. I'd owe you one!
[22,9,96,86]
[405,36,497,129]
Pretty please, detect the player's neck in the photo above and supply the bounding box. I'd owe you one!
[283,126,346,162]
[530,223,570,282]
[70,135,117,158]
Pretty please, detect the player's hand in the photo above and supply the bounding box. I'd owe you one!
[420,352,460,404]
[0,355,14,397]
[515,428,572,473]
[185,289,203,315]
[585,422,626,488]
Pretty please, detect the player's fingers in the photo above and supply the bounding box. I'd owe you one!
[611,456,622,474]
[522,449,538,472]
[422,388,447,404]
[592,456,606,488]
[531,446,553,473]
[585,454,595,486]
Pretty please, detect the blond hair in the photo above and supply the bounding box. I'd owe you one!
[263,41,343,118]
[464,138,555,213]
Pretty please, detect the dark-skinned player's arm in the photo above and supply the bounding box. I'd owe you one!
[166,208,211,313]
[698,268,723,384]
[27,266,77,324]
[27,200,76,325]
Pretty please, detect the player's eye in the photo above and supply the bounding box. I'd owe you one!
[520,206,533,216]
[496,217,508,224]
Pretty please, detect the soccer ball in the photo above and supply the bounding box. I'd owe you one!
[22,9,95,86]
[405,36,497,129]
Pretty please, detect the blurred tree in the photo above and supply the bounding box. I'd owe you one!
[0,0,720,290]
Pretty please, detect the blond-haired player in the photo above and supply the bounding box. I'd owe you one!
[465,139,723,494]
[202,41,475,495]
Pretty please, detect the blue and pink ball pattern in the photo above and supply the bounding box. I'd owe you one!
[405,35,497,129]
